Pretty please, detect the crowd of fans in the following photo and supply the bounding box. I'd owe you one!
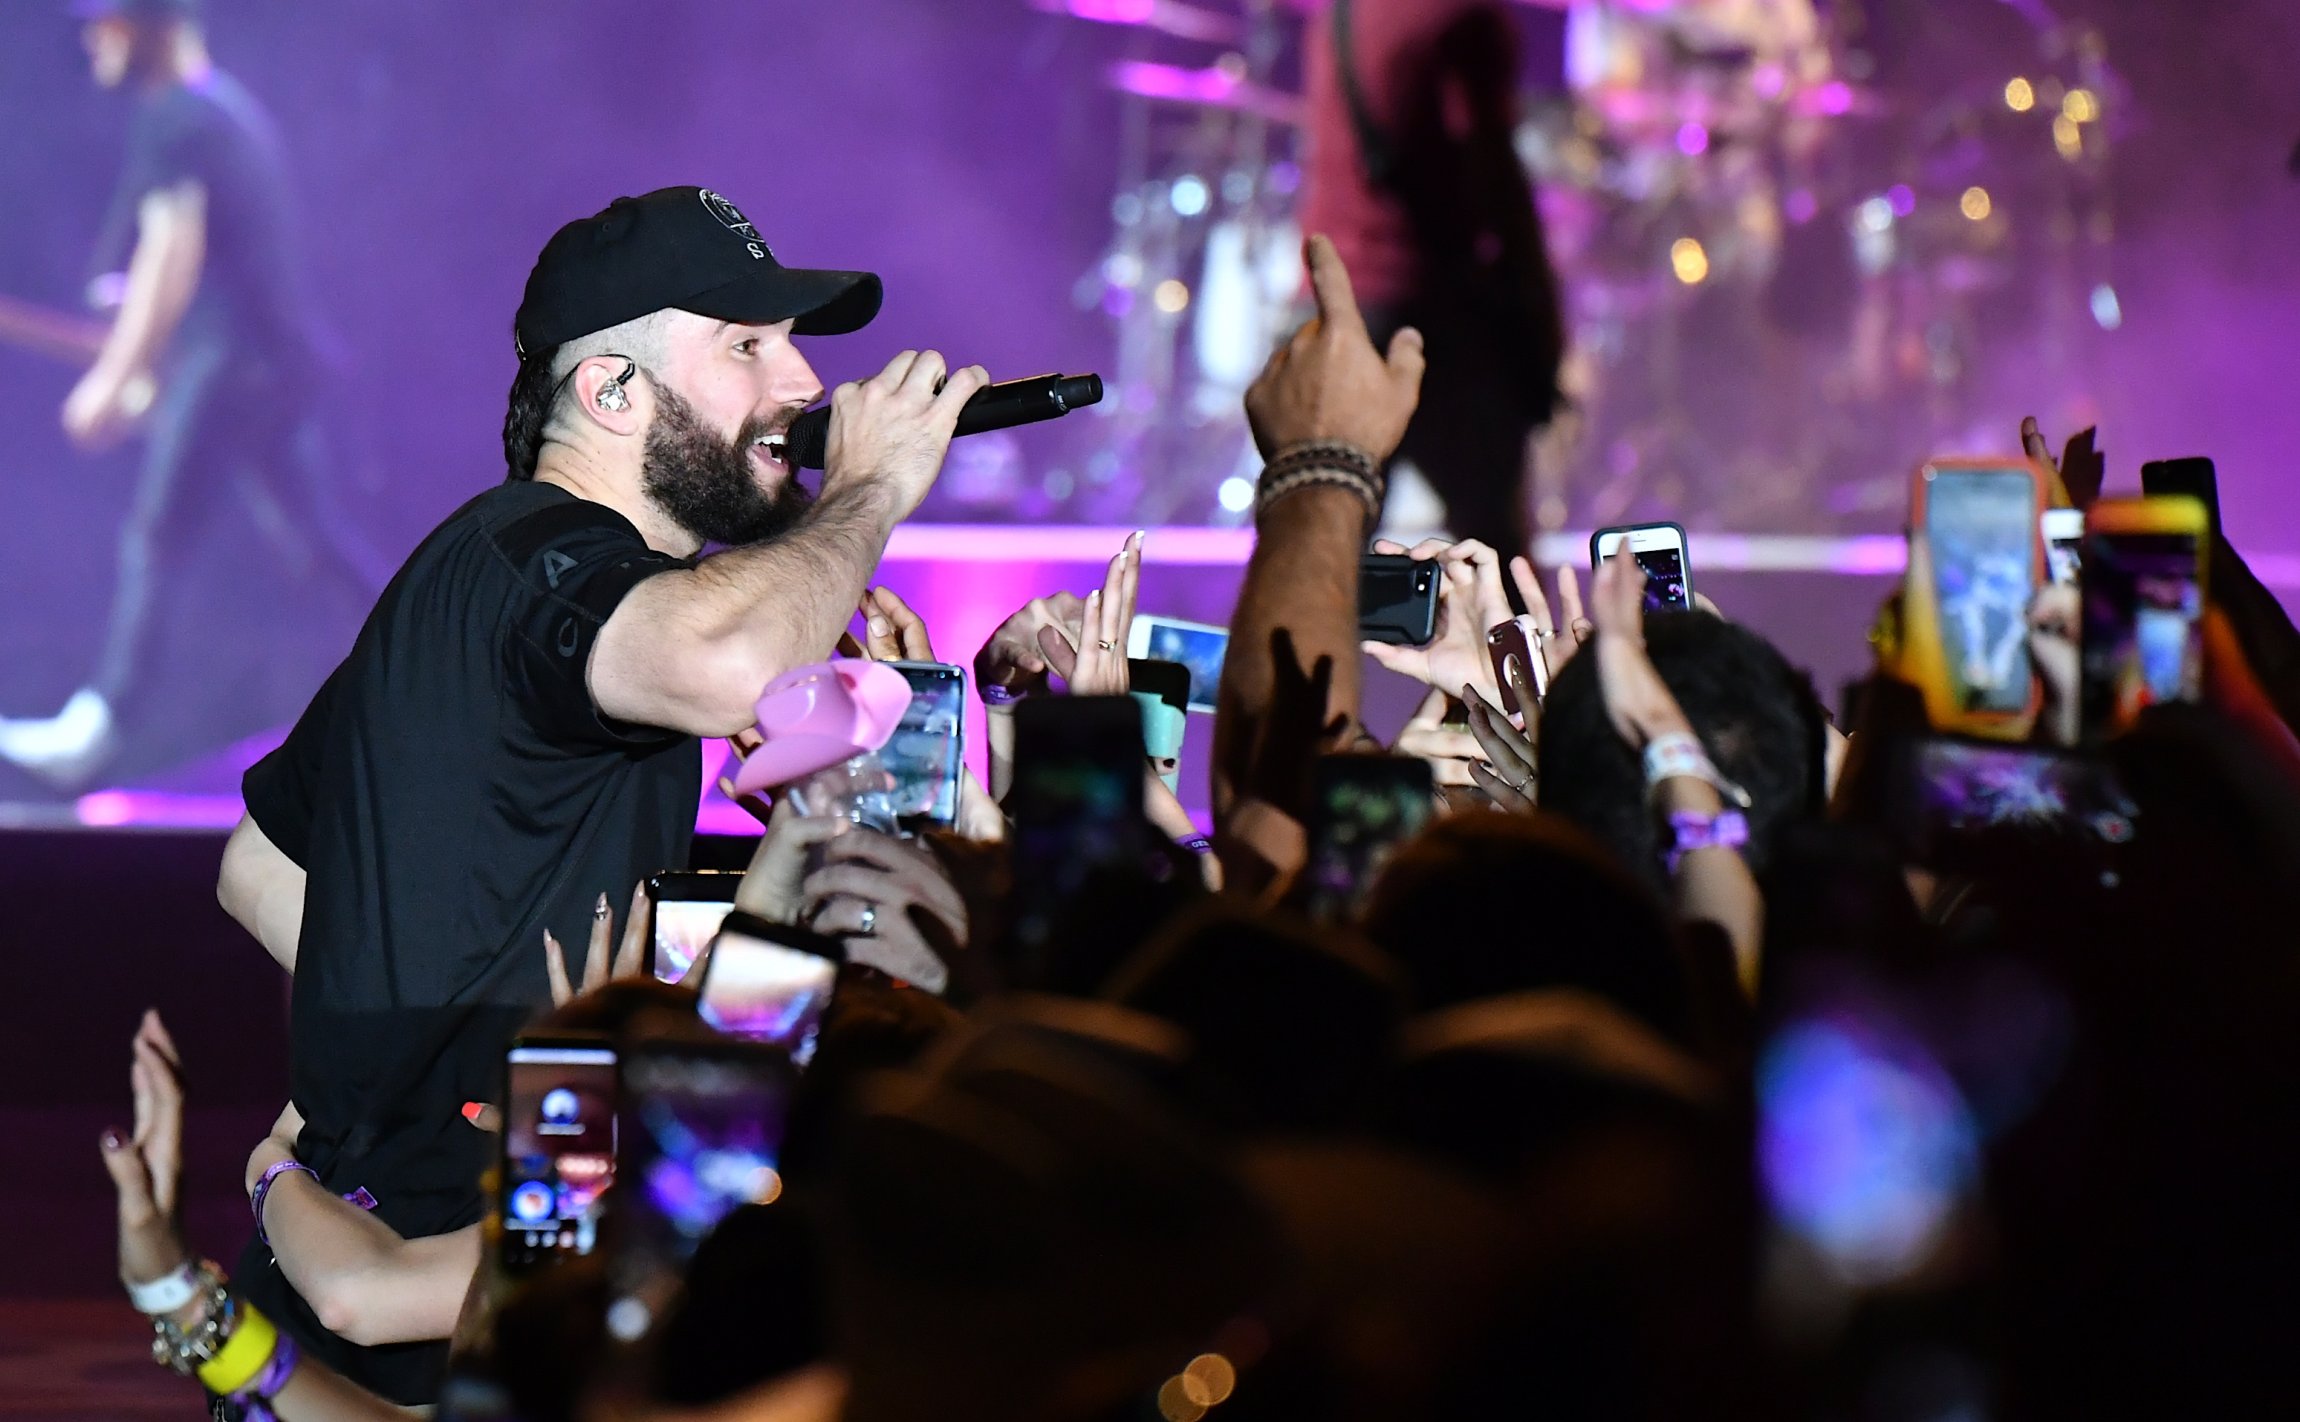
[97,236,2300,1419]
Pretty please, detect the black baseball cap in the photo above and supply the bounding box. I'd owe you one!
[512,185,882,360]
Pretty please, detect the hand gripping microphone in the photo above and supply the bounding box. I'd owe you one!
[783,372,1103,471]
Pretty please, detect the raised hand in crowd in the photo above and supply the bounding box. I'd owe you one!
[1394,688,1484,796]
[103,1016,415,1420]
[1361,537,1510,702]
[1590,551,1763,986]
[2022,413,2104,510]
[543,882,652,1002]
[974,591,1088,704]
[1034,530,1143,697]
[1217,233,1423,860]
[800,828,968,995]
[1466,670,1542,814]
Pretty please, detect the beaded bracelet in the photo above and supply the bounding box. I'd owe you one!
[149,1268,232,1376]
[1254,440,1385,522]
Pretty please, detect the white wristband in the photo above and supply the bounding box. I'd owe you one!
[127,1260,201,1315]
[1642,731,1753,807]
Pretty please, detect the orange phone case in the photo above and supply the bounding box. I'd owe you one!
[2081,495,2209,735]
[1897,457,2046,741]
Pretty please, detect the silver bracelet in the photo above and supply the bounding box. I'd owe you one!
[147,1263,232,1376]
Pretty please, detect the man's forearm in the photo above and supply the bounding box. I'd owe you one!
[93,187,203,386]
[1212,485,1369,817]
[599,481,901,735]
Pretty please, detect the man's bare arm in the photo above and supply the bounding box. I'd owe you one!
[1213,236,1426,829]
[589,352,988,738]
[96,182,205,387]
[218,813,304,973]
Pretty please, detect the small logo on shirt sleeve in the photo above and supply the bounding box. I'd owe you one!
[542,550,577,589]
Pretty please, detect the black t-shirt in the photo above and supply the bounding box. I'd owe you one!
[93,70,317,376]
[235,481,701,1403]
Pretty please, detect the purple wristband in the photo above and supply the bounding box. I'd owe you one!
[1664,808,1749,873]
[251,1159,318,1249]
[231,1332,300,1421]
[252,1160,378,1250]
[980,681,1027,706]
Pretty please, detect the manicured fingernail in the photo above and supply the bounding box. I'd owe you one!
[102,1128,124,1150]
[870,616,890,635]
[461,1102,487,1125]
[594,893,610,918]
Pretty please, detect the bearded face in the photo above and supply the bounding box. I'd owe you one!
[639,378,810,548]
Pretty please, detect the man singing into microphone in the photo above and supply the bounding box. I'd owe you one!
[213,184,987,1403]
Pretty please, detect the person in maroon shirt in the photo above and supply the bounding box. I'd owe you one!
[1299,0,1565,557]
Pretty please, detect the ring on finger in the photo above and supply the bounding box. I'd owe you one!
[855,904,878,938]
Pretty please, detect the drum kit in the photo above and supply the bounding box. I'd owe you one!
[1037,0,2120,533]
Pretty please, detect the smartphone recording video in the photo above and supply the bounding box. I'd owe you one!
[611,1043,794,1343]
[1590,523,1693,611]
[1919,463,2042,718]
[1888,736,2137,875]
[647,871,739,985]
[2041,507,2085,588]
[1359,554,1441,646]
[2080,496,2208,739]
[1007,697,1148,967]
[1126,615,1228,714]
[696,920,841,1066]
[1304,755,1434,920]
[884,661,966,831]
[500,1036,618,1275]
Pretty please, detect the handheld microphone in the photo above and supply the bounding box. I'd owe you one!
[783,372,1103,470]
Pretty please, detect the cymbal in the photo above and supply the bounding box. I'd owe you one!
[1107,59,1303,125]
[1032,0,1244,45]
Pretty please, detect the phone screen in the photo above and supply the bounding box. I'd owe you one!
[697,925,840,1066]
[1593,526,1692,611]
[882,663,965,830]
[2041,510,2085,588]
[501,1042,619,1274]
[612,1047,792,1342]
[1304,756,1434,919]
[652,895,737,986]
[1893,737,2136,872]
[1008,698,1147,962]
[1139,620,1229,714]
[2080,530,2204,734]
[1924,469,2039,715]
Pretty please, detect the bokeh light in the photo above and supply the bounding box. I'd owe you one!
[1960,186,1992,222]
[2004,76,2035,112]
[1153,279,1192,314]
[1759,1018,1980,1285]
[1670,237,1709,285]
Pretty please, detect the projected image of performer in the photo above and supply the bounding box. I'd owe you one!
[0,0,369,786]
[1300,0,1567,557]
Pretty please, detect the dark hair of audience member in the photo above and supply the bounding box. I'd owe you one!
[1102,899,1409,1131]
[1538,611,1829,894]
[1354,812,1697,1045]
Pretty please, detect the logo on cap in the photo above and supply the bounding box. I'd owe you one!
[699,189,768,261]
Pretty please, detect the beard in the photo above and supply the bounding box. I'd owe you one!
[640,380,811,547]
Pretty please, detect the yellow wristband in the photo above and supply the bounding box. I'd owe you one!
[196,1301,278,1396]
